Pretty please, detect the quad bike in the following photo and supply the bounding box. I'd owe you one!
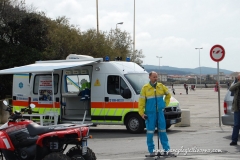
[0,100,96,160]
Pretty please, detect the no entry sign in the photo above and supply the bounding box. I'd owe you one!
[210,45,225,62]
[210,44,225,127]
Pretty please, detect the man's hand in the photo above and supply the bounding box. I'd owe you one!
[141,114,147,120]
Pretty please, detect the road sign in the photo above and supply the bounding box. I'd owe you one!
[210,45,225,62]
[210,44,225,127]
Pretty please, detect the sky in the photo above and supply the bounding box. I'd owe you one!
[24,0,240,72]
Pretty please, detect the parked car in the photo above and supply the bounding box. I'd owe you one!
[221,78,238,126]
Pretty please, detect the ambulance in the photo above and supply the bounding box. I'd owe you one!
[0,54,182,133]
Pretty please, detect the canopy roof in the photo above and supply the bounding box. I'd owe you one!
[0,60,98,75]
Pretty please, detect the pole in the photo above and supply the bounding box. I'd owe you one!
[195,47,203,86]
[96,0,99,33]
[133,0,135,55]
[199,49,201,86]
[217,62,221,126]
[159,58,161,81]
[196,76,197,88]
[52,72,55,108]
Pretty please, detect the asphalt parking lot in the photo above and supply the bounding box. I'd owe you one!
[86,86,240,160]
[1,86,240,160]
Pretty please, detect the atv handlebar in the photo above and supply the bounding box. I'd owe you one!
[3,100,38,121]
[21,107,39,114]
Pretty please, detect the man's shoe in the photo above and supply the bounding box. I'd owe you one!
[230,141,237,146]
[163,151,176,157]
[149,152,155,157]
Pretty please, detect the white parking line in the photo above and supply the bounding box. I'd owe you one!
[97,154,240,160]
[97,158,144,160]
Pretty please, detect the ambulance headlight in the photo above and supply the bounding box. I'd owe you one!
[176,104,181,111]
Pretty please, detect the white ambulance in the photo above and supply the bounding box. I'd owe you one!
[0,54,182,133]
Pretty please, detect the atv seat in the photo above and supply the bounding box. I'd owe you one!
[26,123,57,136]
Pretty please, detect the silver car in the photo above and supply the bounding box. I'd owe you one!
[221,79,238,126]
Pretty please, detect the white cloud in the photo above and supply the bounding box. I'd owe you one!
[23,0,240,72]
[160,36,194,49]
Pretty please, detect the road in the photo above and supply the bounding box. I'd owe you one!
[84,86,240,160]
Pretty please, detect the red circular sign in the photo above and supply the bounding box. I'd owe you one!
[210,45,225,62]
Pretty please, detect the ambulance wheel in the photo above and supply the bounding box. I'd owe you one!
[166,124,171,129]
[43,152,71,160]
[126,113,144,134]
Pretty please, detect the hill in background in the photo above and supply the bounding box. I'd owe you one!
[143,65,234,75]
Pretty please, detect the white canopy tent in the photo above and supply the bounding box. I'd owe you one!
[0,60,100,74]
[0,59,101,108]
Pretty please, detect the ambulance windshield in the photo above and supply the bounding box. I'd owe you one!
[124,73,149,94]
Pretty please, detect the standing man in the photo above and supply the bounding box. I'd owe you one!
[138,71,172,156]
[185,84,188,94]
[229,74,240,146]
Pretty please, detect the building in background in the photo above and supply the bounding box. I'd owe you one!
[212,72,226,81]
[158,73,167,82]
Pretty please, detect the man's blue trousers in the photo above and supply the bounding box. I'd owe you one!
[145,111,170,153]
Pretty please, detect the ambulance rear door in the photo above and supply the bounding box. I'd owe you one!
[12,74,31,110]
[30,71,61,114]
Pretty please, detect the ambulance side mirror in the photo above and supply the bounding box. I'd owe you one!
[3,100,8,106]
[122,88,131,99]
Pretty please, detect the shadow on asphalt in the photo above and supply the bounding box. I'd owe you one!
[222,134,240,151]
[89,128,182,139]
[223,134,240,141]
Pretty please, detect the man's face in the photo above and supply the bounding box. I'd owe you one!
[149,72,158,83]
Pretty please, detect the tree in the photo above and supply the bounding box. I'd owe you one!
[0,0,49,98]
[128,49,145,65]
[206,74,213,81]
[0,1,145,99]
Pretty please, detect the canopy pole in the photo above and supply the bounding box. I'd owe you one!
[52,72,55,108]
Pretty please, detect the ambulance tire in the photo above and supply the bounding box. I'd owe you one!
[126,113,144,134]
[166,124,171,129]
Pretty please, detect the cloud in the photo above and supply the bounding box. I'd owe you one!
[160,36,195,50]
[23,0,240,71]
[137,36,195,51]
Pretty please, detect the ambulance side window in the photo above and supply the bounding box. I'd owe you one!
[65,75,90,92]
[107,76,128,95]
[33,75,59,95]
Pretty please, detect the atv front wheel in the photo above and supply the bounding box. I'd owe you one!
[43,152,71,160]
[66,146,96,160]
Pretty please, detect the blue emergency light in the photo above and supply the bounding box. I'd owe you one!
[126,57,130,62]
[105,56,109,61]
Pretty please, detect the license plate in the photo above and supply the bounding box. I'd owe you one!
[82,146,87,155]
[170,119,176,124]
[82,141,87,155]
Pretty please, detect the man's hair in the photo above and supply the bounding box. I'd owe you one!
[149,71,157,76]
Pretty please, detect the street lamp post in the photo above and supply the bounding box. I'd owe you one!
[96,0,99,33]
[195,47,203,85]
[156,56,162,82]
[116,22,123,29]
[133,0,135,54]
